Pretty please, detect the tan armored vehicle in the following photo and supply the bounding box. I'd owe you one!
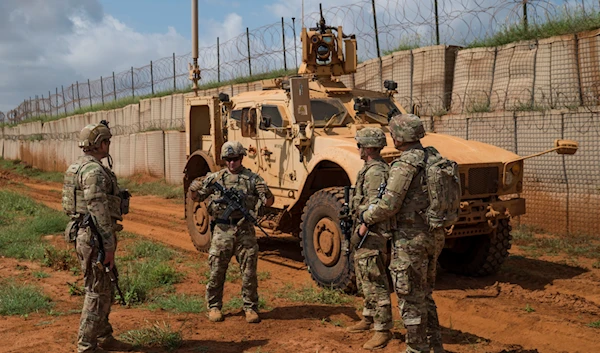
[183,2,577,290]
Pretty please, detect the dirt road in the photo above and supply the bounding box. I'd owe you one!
[1,172,599,353]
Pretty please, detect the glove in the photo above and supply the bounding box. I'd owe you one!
[189,177,204,192]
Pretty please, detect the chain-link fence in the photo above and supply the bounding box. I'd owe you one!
[2,0,600,124]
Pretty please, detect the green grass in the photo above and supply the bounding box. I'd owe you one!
[32,271,51,279]
[275,284,353,305]
[222,295,269,312]
[0,282,53,316]
[124,240,175,262]
[0,158,64,183]
[119,260,183,305]
[524,304,535,313]
[148,293,205,313]
[119,176,183,201]
[512,224,600,260]
[43,247,79,271]
[120,321,182,351]
[383,34,423,55]
[466,101,492,114]
[468,8,600,48]
[0,190,69,261]
[588,320,600,328]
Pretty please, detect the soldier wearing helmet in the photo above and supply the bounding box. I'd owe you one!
[358,114,445,353]
[345,127,393,350]
[188,141,274,324]
[62,121,132,353]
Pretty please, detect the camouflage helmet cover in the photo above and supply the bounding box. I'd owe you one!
[355,127,387,148]
[78,123,112,149]
[388,114,425,144]
[221,141,247,158]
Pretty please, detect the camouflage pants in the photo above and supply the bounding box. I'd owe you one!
[354,242,392,331]
[426,229,446,349]
[389,227,434,353]
[75,227,114,353]
[206,222,259,312]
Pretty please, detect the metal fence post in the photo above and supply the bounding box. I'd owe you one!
[292,17,298,69]
[88,79,92,107]
[282,17,287,71]
[61,86,67,114]
[55,88,59,116]
[434,0,440,45]
[41,94,45,118]
[150,60,154,95]
[76,81,81,109]
[371,0,383,90]
[48,90,52,117]
[131,67,135,98]
[173,53,177,91]
[247,27,252,76]
[113,72,117,101]
[217,37,221,82]
[523,0,528,32]
[100,77,105,106]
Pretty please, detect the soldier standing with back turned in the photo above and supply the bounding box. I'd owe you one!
[345,127,394,350]
[189,141,274,324]
[62,122,132,353]
[358,114,445,353]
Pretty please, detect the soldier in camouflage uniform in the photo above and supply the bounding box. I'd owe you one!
[189,141,274,324]
[358,114,444,353]
[345,127,393,350]
[62,122,132,353]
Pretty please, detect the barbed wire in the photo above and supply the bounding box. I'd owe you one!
[1,0,599,124]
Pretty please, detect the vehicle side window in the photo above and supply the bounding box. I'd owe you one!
[242,108,257,137]
[231,109,242,121]
[262,105,284,127]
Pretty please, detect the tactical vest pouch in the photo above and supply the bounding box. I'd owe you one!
[64,220,78,243]
[119,189,131,215]
[62,165,79,215]
[108,195,124,221]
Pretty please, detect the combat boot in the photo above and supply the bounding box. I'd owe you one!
[362,330,392,350]
[245,309,261,323]
[346,317,373,333]
[208,308,224,322]
[98,336,133,351]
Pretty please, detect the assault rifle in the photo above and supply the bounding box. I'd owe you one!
[357,181,387,249]
[82,214,127,306]
[339,186,353,254]
[211,182,270,237]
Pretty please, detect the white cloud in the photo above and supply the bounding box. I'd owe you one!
[0,0,190,114]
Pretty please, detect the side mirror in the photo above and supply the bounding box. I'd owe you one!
[554,139,578,155]
[259,116,272,130]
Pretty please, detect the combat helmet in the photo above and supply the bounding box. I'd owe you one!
[221,141,247,159]
[355,127,387,148]
[388,114,425,144]
[79,121,112,151]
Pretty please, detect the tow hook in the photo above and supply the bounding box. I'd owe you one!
[486,205,500,229]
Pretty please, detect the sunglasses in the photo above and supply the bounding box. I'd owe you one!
[223,157,242,162]
[357,143,363,149]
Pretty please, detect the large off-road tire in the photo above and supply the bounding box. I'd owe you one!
[300,187,355,291]
[439,219,512,276]
[185,188,213,252]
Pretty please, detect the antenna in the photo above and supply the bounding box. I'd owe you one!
[188,0,201,92]
[302,0,304,28]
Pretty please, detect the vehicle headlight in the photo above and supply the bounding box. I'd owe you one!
[505,172,514,186]
[503,162,522,188]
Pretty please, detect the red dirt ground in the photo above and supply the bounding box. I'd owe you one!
[1,172,599,353]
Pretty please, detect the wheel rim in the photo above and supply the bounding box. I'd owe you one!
[313,218,342,267]
[193,202,209,234]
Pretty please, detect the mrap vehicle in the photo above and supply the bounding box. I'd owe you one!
[182,1,578,291]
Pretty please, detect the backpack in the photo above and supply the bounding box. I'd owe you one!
[422,147,461,229]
